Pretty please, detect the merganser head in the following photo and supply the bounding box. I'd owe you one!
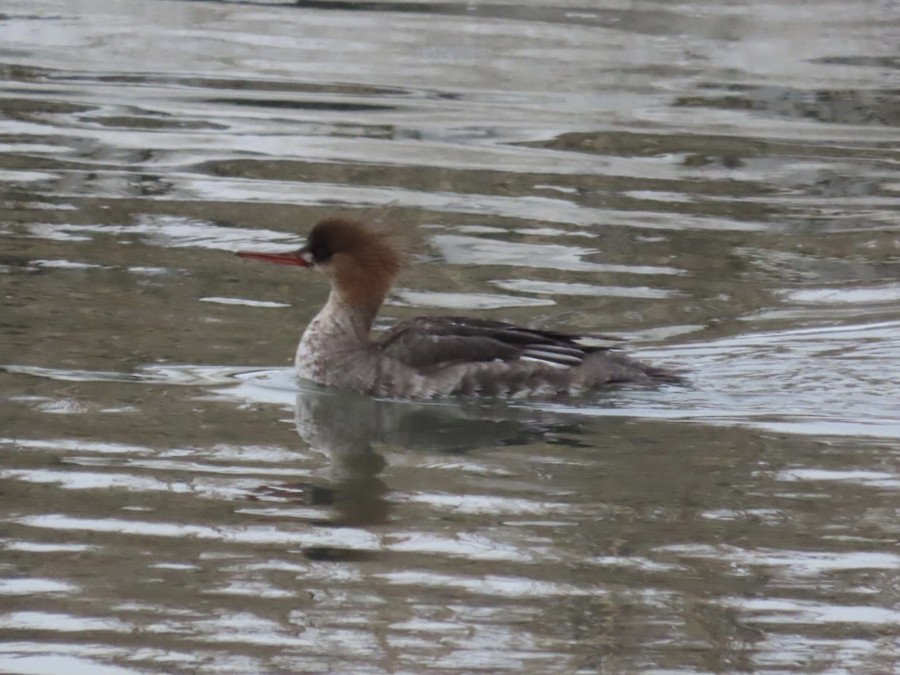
[238,217,402,308]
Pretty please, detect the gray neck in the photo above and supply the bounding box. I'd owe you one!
[295,291,381,389]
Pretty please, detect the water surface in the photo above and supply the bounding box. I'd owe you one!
[1,0,899,672]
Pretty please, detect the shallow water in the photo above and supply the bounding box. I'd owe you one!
[1,0,899,672]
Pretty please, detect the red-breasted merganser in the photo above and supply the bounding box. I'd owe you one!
[238,218,677,399]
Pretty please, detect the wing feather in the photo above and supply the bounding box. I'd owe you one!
[377,315,608,370]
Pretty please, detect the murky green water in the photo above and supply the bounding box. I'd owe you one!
[1,0,898,672]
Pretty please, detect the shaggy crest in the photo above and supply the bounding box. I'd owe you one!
[305,218,403,308]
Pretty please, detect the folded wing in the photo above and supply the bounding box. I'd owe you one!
[376,316,605,370]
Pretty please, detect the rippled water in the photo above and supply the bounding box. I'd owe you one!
[1,0,899,672]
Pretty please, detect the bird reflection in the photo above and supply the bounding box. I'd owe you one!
[293,387,390,527]
[255,384,576,535]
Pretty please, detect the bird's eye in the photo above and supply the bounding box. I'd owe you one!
[310,245,332,263]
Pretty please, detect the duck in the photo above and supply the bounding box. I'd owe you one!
[237,217,677,399]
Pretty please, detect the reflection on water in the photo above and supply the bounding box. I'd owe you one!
[1,0,899,672]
